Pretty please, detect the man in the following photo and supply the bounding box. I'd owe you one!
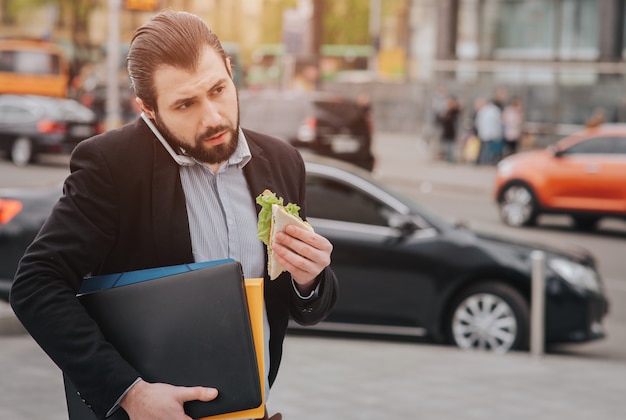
[475,98,503,165]
[10,10,337,420]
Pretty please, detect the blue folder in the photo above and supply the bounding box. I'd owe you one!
[78,259,235,295]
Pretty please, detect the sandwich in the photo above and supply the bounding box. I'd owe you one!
[256,189,314,280]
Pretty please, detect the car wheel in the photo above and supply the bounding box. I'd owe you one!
[11,137,34,167]
[499,183,538,227]
[572,215,600,231]
[446,282,529,353]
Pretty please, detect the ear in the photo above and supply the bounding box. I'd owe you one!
[225,57,233,79]
[136,97,156,120]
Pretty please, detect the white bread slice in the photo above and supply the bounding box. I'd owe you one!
[268,203,314,280]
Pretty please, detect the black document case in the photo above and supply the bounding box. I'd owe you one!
[65,259,262,419]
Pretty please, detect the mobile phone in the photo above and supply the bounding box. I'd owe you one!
[141,112,195,166]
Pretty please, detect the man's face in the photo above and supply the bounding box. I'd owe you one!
[141,46,240,165]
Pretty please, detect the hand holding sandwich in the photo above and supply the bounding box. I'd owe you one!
[256,190,333,294]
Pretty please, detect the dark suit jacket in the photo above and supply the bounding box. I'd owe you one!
[10,118,338,419]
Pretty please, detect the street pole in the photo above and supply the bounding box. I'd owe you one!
[369,0,380,78]
[530,250,546,358]
[106,0,121,130]
[311,0,323,90]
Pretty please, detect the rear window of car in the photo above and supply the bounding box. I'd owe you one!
[0,50,61,75]
[314,100,363,122]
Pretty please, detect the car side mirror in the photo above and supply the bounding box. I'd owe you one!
[550,146,564,157]
[452,217,470,229]
[388,213,419,236]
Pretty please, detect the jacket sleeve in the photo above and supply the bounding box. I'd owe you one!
[287,147,338,325]
[288,266,338,325]
[9,139,140,420]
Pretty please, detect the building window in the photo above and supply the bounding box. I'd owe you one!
[493,0,598,60]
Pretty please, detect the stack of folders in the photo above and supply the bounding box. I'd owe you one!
[64,259,265,420]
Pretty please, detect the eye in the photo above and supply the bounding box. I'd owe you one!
[177,100,193,110]
[212,85,225,96]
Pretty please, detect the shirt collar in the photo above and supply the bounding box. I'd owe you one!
[229,128,252,169]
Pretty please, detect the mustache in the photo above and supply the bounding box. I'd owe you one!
[196,124,234,143]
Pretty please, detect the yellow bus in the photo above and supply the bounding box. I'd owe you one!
[0,39,69,98]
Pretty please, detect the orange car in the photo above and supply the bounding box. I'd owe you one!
[495,124,626,229]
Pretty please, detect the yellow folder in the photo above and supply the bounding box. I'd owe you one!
[202,277,265,419]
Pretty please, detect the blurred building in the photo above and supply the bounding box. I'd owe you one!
[417,0,626,144]
[1,0,625,139]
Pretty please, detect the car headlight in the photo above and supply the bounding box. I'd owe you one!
[496,159,515,177]
[548,258,602,293]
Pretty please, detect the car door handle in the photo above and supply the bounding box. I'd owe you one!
[585,164,600,173]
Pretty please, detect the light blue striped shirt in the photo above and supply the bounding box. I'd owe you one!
[179,131,265,278]
[179,129,270,403]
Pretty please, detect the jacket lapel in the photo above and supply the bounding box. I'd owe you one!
[151,138,194,266]
[243,130,276,204]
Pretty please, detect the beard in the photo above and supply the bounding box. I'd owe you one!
[154,112,240,165]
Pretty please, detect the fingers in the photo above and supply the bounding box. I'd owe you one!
[273,224,332,283]
[121,381,218,420]
[177,386,219,403]
[276,225,332,256]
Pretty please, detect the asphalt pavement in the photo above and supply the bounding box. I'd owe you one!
[1,132,625,419]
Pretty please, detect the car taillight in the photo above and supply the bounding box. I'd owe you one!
[37,119,67,134]
[297,116,317,142]
[0,198,23,225]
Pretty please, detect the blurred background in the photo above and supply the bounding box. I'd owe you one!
[2,3,626,418]
[2,0,626,144]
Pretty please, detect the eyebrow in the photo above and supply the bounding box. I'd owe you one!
[169,77,230,109]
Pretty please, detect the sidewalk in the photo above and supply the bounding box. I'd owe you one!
[1,321,624,420]
[372,131,497,196]
[270,334,626,420]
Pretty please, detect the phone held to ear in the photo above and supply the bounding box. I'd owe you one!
[141,112,195,166]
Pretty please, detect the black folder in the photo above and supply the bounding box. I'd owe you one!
[64,260,262,419]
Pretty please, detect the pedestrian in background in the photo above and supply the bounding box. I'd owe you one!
[436,95,461,162]
[475,98,503,165]
[502,96,523,157]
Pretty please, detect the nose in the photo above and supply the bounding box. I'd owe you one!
[200,98,221,127]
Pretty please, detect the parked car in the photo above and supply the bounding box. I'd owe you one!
[301,155,607,352]
[0,94,103,166]
[495,124,626,229]
[0,155,609,353]
[239,90,375,171]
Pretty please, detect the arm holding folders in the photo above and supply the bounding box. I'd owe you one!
[65,259,264,420]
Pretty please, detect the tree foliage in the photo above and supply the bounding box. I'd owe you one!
[323,0,369,45]
[260,0,298,44]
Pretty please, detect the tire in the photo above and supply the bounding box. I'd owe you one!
[498,183,538,227]
[446,282,529,353]
[10,137,34,167]
[572,215,600,231]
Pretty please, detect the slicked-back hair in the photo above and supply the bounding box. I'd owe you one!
[127,10,228,111]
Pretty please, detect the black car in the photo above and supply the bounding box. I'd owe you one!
[0,156,609,353]
[0,94,102,166]
[239,90,375,171]
[301,155,608,352]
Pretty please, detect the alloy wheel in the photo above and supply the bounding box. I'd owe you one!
[499,184,536,227]
[11,137,34,167]
[451,292,519,354]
